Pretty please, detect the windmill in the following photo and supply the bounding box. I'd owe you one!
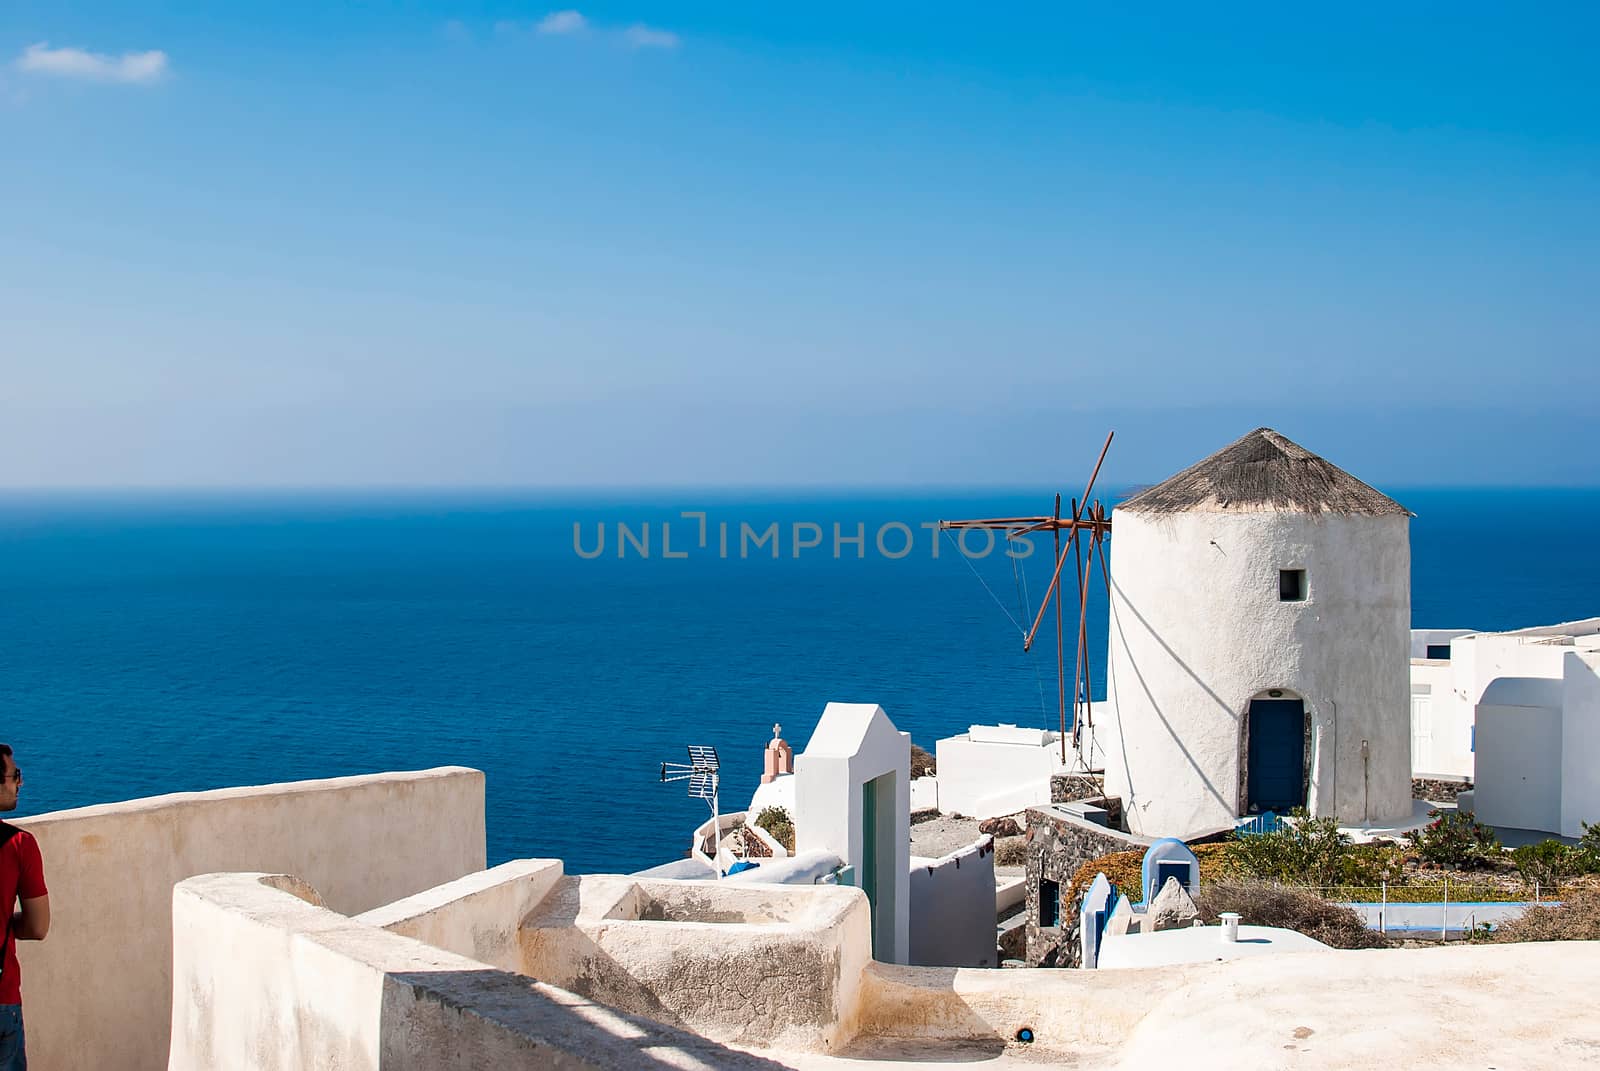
[939,431,1115,767]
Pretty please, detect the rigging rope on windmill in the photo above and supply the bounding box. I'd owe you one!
[937,430,1116,773]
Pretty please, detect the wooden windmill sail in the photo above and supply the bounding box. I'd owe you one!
[939,432,1115,766]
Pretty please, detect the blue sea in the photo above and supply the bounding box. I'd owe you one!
[1,487,1595,873]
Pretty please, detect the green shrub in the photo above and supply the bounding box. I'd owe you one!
[1579,821,1600,873]
[754,806,795,853]
[1224,810,1350,887]
[1510,840,1583,893]
[1405,808,1501,867]
[1339,841,1407,886]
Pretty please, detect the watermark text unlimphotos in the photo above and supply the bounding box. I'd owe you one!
[572,512,1033,561]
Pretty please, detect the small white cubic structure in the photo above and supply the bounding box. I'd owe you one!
[934,723,1066,819]
[1457,625,1600,838]
[794,702,911,963]
[1474,677,1565,833]
[1100,428,1413,838]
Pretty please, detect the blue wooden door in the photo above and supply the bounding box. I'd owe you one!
[1247,699,1305,812]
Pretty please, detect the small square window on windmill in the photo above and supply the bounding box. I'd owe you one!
[1279,569,1307,602]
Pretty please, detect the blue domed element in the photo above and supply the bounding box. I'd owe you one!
[1141,838,1200,903]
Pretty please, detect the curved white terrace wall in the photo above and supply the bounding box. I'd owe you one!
[1101,508,1411,836]
[16,767,485,1071]
[170,871,784,1071]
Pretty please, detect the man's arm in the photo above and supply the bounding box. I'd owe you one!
[11,831,48,940]
[13,896,48,941]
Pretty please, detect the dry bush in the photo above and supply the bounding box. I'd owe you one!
[1068,850,1144,905]
[1068,843,1233,906]
[1192,842,1232,884]
[994,836,1028,868]
[910,744,937,778]
[1482,891,1600,943]
[1196,882,1388,950]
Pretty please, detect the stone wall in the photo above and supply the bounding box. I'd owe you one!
[1023,804,1153,966]
[1051,773,1105,803]
[1413,776,1474,802]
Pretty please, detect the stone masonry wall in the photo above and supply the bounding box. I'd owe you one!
[1024,804,1152,967]
[1413,776,1473,802]
[1051,774,1105,804]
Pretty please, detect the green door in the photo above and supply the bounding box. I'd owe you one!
[861,775,878,957]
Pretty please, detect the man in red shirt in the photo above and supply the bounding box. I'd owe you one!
[0,745,48,1071]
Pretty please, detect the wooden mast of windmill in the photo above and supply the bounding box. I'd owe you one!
[939,432,1115,765]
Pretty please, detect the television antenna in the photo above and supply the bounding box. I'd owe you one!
[661,744,722,877]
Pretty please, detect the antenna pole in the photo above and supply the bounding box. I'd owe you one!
[660,745,723,878]
[711,773,721,879]
[1055,493,1065,764]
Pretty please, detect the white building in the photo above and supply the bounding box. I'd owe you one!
[934,723,1067,819]
[1408,628,1479,779]
[1411,619,1600,836]
[1100,428,1413,837]
[793,702,912,963]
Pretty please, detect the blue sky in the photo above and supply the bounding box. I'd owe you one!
[3,4,1597,487]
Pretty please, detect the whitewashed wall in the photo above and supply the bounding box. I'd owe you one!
[355,858,564,971]
[16,767,485,1071]
[1409,660,1474,779]
[794,703,911,964]
[1474,700,1563,833]
[1410,629,1477,660]
[908,838,996,968]
[1453,633,1568,711]
[934,730,1062,819]
[170,872,780,1070]
[168,870,1600,1070]
[1101,509,1412,837]
[1409,629,1477,780]
[1409,626,1592,784]
[1562,651,1600,838]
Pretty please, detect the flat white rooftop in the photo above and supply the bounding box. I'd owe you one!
[1097,924,1328,969]
[958,723,1060,746]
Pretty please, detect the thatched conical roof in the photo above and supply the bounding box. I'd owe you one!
[1117,428,1409,516]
